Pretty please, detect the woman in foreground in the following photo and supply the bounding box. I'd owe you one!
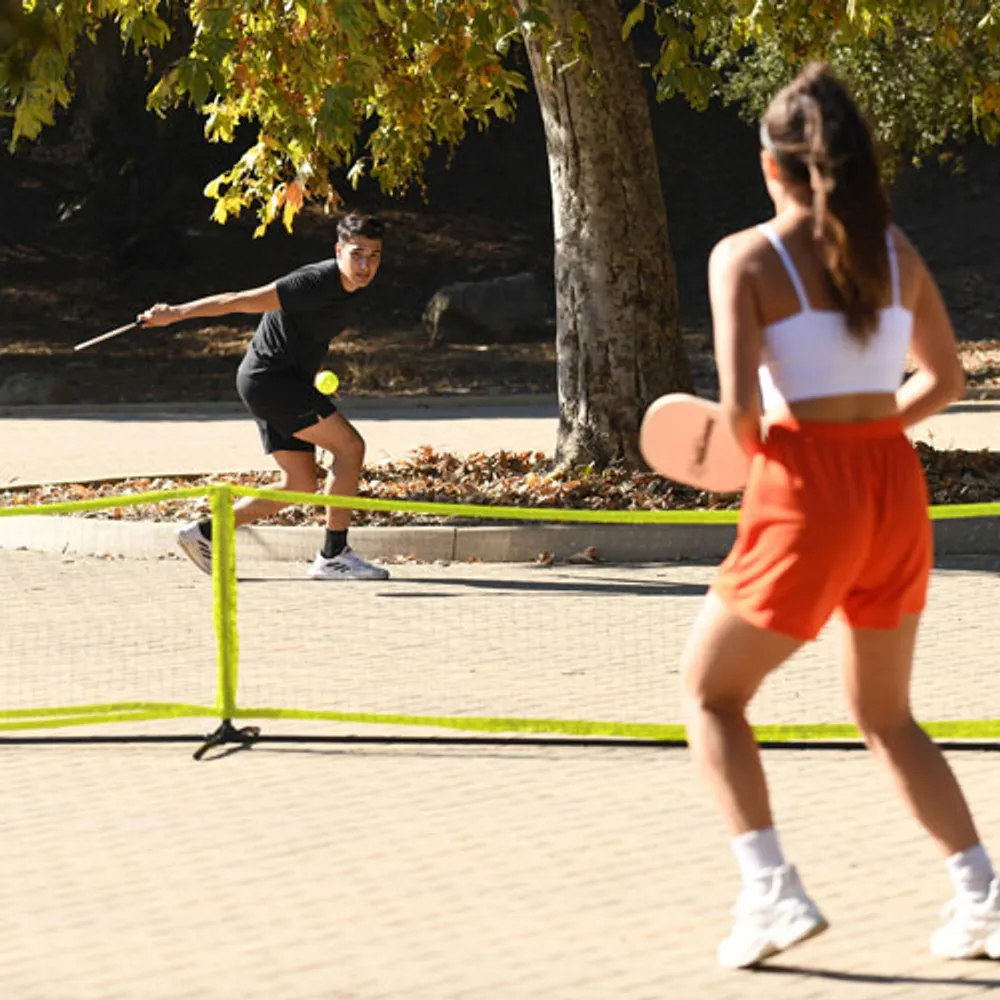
[683,63,999,969]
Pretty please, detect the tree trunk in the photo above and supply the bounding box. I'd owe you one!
[517,0,692,468]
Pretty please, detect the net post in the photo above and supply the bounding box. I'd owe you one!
[194,484,259,760]
[212,484,238,718]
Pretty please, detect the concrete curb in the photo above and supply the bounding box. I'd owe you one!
[2,514,999,566]
[0,516,738,565]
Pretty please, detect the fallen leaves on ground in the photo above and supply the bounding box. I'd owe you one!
[2,442,999,525]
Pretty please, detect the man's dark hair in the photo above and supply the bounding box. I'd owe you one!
[337,211,384,244]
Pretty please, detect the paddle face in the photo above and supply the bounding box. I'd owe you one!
[639,393,749,492]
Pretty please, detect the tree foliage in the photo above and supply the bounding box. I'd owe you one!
[699,1,1000,171]
[1,1,171,140]
[4,2,1000,232]
[3,1,547,234]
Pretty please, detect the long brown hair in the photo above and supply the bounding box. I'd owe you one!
[762,63,891,342]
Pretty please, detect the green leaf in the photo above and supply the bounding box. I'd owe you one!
[464,43,492,70]
[622,3,646,42]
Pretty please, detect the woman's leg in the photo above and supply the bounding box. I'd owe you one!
[682,591,803,835]
[682,591,827,967]
[842,614,979,853]
[842,615,1000,959]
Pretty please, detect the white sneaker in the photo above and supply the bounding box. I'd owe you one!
[307,547,390,581]
[176,522,212,575]
[717,865,828,969]
[931,878,1000,959]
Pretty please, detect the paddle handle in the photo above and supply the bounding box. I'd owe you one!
[73,321,141,352]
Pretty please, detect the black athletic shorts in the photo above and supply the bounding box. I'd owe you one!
[236,361,337,455]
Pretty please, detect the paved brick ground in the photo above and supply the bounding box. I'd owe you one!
[3,551,1000,999]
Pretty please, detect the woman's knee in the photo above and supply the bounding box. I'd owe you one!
[680,645,759,719]
[848,700,915,747]
[680,593,799,721]
[681,677,750,720]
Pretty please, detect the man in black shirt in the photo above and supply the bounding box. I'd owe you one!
[137,211,389,580]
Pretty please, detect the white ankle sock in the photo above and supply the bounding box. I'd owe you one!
[732,827,786,886]
[946,844,996,902]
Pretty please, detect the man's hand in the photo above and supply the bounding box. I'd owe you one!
[136,285,280,328]
[137,303,179,327]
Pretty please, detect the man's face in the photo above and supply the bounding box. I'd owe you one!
[336,236,382,292]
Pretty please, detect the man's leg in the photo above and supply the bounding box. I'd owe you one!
[292,411,365,532]
[175,448,318,575]
[231,449,319,526]
[293,412,387,580]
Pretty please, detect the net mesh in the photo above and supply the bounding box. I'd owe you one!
[235,559,682,727]
[2,487,999,740]
[233,550,1000,735]
[0,499,220,728]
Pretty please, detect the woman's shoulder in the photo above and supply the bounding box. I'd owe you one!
[887,223,931,303]
[709,224,776,282]
[887,223,923,265]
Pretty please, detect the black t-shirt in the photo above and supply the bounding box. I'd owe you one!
[241,259,367,379]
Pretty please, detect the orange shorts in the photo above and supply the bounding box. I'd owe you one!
[711,416,933,641]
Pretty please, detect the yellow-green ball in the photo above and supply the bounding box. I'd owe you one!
[314,370,339,394]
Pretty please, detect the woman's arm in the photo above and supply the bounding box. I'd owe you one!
[708,234,765,456]
[895,232,965,428]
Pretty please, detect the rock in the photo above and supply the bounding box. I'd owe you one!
[424,271,554,347]
[0,372,63,406]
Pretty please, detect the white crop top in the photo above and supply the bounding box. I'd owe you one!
[756,223,913,411]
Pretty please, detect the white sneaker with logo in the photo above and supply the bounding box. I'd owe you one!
[176,522,212,575]
[717,865,828,969]
[931,878,1000,959]
[308,547,390,581]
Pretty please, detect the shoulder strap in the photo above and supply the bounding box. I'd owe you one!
[886,228,901,307]
[758,223,811,312]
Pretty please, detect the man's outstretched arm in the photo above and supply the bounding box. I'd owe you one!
[138,283,280,327]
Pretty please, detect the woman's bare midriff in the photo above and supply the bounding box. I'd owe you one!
[766,392,900,425]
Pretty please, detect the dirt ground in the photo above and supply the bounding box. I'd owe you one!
[2,89,1000,406]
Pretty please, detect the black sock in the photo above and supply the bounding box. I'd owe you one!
[198,519,212,542]
[322,529,348,559]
